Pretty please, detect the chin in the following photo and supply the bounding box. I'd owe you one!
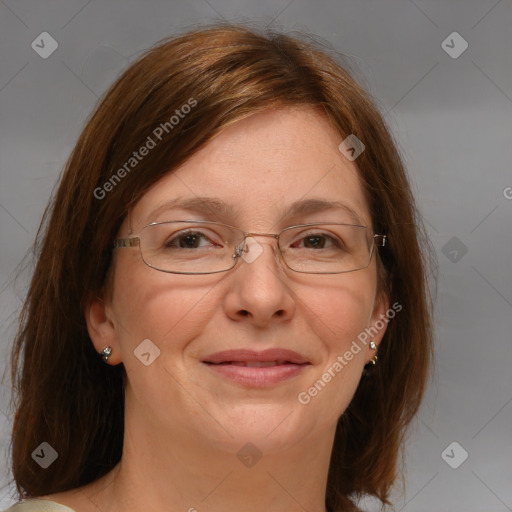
[202,403,321,454]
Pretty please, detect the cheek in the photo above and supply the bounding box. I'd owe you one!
[110,262,217,359]
[303,273,376,351]
[297,278,374,424]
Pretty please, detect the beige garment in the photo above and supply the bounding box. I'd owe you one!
[3,499,76,512]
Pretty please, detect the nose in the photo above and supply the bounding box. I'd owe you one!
[223,235,296,328]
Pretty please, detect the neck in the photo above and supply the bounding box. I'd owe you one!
[84,409,335,512]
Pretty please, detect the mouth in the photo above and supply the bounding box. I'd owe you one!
[207,360,303,368]
[203,348,310,365]
[202,349,311,387]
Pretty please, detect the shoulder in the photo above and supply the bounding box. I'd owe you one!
[3,499,76,512]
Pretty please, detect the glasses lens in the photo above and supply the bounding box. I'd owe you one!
[137,221,375,274]
[139,221,243,274]
[279,223,373,273]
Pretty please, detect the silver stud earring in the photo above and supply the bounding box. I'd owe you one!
[370,341,377,350]
[101,346,112,363]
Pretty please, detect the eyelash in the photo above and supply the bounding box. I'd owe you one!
[164,229,345,251]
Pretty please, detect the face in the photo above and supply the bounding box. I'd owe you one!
[87,107,389,456]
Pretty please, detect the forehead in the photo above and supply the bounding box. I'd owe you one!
[127,107,371,233]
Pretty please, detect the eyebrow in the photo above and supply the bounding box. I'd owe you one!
[144,196,365,226]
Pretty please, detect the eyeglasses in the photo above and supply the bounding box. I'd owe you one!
[113,220,387,275]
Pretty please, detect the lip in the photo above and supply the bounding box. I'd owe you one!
[202,348,311,388]
[203,348,310,365]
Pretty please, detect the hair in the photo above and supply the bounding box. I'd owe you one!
[9,21,435,512]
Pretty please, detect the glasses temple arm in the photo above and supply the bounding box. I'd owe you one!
[113,237,140,248]
[374,234,387,247]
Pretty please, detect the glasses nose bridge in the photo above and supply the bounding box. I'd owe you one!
[233,231,282,261]
[242,231,281,250]
[244,231,280,241]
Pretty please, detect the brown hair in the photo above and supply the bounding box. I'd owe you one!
[10,21,435,511]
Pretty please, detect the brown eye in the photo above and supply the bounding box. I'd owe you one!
[165,231,210,249]
[291,232,344,250]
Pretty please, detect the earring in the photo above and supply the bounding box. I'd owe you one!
[369,341,378,365]
[363,341,379,377]
[100,346,112,363]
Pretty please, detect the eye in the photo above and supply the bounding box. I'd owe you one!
[290,231,345,250]
[164,230,222,249]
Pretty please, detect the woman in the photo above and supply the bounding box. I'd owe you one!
[7,22,434,512]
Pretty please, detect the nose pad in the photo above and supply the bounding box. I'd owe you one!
[233,236,280,266]
[241,237,265,264]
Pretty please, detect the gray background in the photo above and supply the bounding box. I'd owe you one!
[0,0,511,510]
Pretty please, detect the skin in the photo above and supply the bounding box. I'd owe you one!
[47,106,389,512]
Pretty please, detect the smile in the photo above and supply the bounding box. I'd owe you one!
[211,360,292,367]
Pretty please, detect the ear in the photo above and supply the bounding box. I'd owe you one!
[84,293,123,365]
[364,289,390,364]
